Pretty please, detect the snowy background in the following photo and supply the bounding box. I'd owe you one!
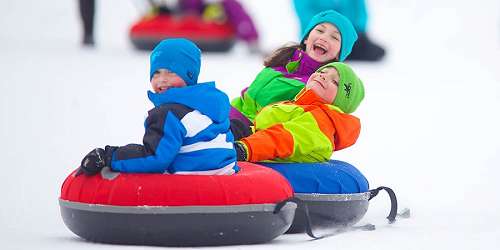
[1,0,500,249]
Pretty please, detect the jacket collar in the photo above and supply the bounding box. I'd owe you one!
[294,89,344,113]
[272,49,323,81]
[294,89,327,105]
[147,82,230,123]
[290,49,323,76]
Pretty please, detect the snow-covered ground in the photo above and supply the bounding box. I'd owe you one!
[1,0,500,249]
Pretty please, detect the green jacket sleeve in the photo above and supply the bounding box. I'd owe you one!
[231,68,305,121]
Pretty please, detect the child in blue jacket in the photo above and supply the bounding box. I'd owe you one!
[78,38,238,176]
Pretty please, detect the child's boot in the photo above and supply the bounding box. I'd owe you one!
[347,33,385,61]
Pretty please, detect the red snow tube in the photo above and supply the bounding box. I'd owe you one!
[59,162,296,246]
[129,14,235,52]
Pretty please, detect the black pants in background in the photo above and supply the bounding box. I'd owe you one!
[79,0,95,43]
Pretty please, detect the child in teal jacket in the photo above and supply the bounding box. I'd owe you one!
[230,10,358,137]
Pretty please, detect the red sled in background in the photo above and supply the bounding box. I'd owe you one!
[129,8,236,52]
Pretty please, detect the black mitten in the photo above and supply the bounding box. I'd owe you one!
[78,148,106,176]
[77,146,117,176]
[234,141,248,161]
[230,119,252,141]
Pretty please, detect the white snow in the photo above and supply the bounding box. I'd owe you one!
[1,0,500,249]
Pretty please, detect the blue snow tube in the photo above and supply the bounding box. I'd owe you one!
[263,160,369,194]
[261,160,395,234]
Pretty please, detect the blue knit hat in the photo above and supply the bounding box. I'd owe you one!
[301,10,358,62]
[149,38,201,86]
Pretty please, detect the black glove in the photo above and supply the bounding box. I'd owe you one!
[230,119,252,141]
[77,146,116,176]
[234,141,248,161]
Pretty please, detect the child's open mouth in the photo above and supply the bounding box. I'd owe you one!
[158,86,169,93]
[313,44,328,56]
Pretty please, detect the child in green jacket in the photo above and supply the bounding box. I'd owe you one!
[234,62,364,163]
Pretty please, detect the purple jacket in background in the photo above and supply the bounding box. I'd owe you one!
[179,0,204,14]
[179,0,259,43]
[221,0,259,42]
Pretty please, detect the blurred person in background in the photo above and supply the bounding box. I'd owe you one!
[293,0,385,61]
[78,0,260,52]
[179,0,260,52]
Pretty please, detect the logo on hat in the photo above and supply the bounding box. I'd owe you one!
[187,71,194,79]
[152,51,162,62]
[344,83,352,98]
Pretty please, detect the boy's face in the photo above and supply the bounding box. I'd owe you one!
[150,69,186,93]
[304,22,342,63]
[306,67,339,104]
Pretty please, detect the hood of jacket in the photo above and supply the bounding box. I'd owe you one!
[147,82,230,123]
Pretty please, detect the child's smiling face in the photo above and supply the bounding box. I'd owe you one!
[150,69,186,93]
[306,66,340,104]
[304,22,342,63]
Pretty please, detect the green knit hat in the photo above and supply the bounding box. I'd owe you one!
[317,62,364,113]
